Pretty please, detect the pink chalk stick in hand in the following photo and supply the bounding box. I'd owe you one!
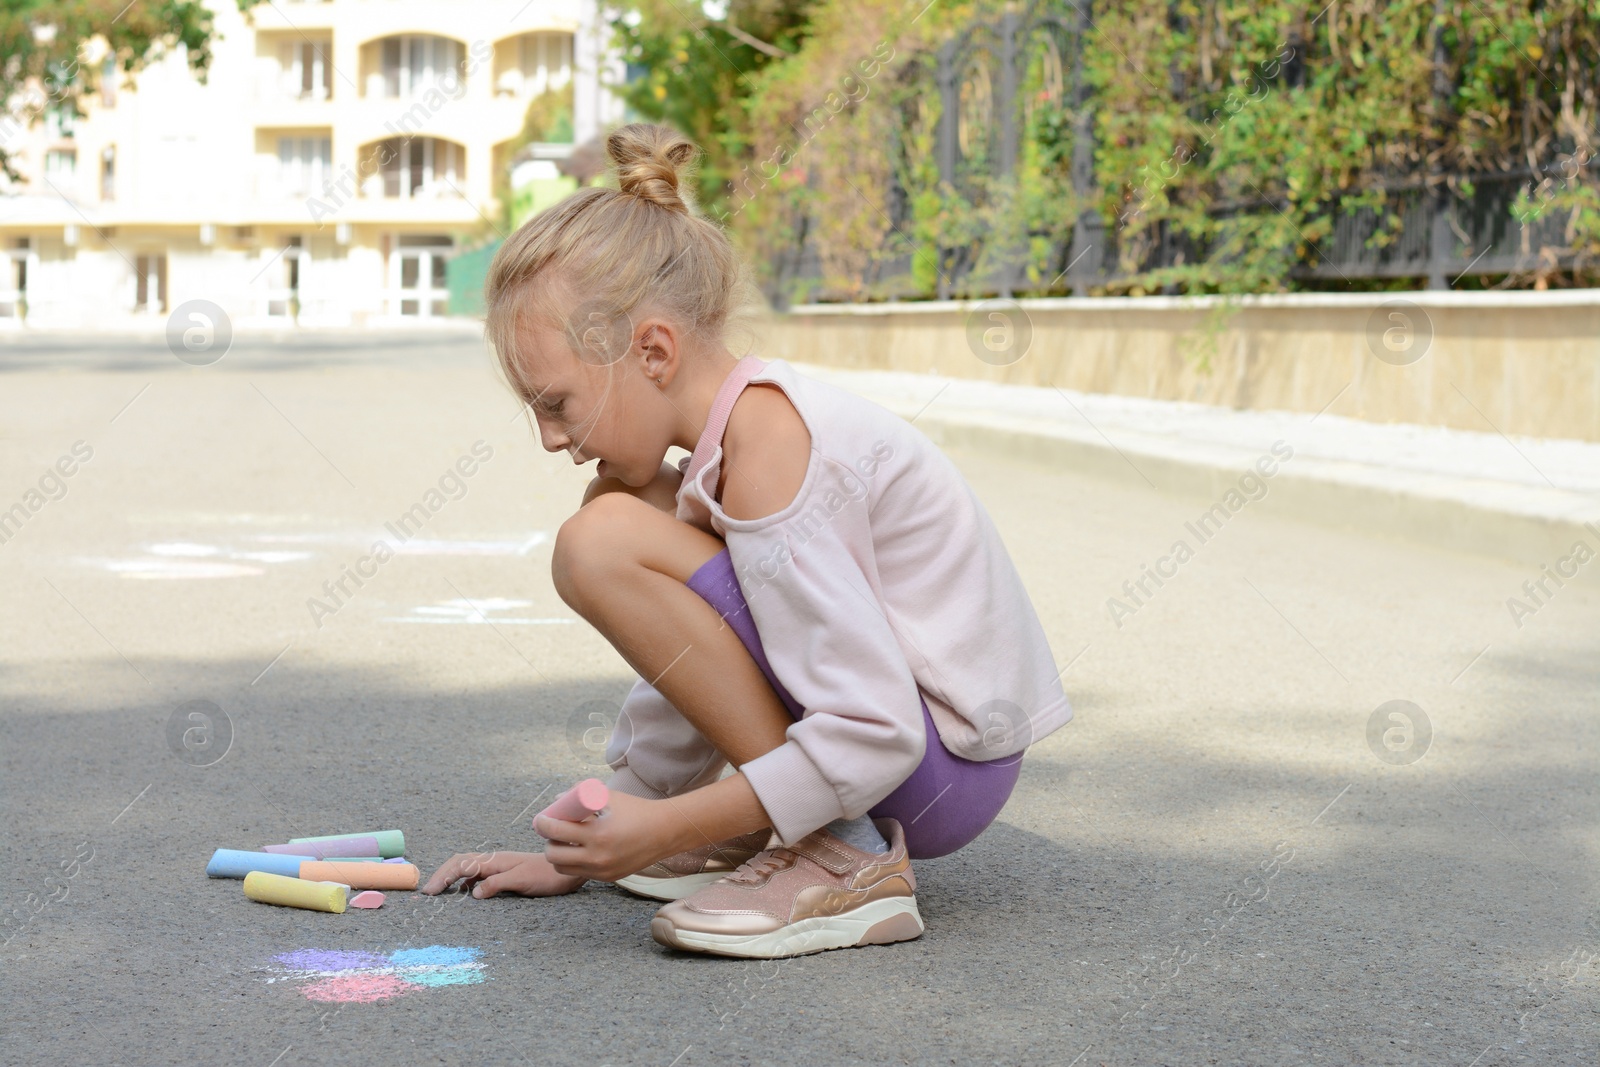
[535,779,609,837]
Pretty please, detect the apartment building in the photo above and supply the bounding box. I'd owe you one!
[0,0,625,329]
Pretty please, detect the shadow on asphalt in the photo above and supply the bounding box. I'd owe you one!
[3,656,1595,1065]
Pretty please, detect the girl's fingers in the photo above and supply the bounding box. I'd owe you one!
[542,841,588,876]
[420,854,472,894]
[422,851,501,894]
[533,814,591,843]
[471,873,511,899]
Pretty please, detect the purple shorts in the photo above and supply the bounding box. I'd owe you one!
[686,549,1020,859]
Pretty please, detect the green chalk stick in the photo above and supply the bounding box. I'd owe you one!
[322,856,383,863]
[289,830,406,858]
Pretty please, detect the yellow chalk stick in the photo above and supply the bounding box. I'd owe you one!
[299,860,419,891]
[243,870,349,913]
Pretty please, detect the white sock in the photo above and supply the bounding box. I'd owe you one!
[824,814,888,853]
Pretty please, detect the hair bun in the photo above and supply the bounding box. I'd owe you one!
[607,123,698,214]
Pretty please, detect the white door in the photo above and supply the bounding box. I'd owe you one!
[389,236,451,318]
[134,253,166,314]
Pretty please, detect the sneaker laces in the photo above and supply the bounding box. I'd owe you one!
[726,848,793,885]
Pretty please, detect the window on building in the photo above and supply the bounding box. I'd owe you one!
[281,40,333,100]
[366,137,463,199]
[134,253,167,314]
[100,55,117,107]
[277,136,332,197]
[44,149,76,182]
[496,33,573,98]
[43,106,74,140]
[100,145,115,201]
[374,35,466,99]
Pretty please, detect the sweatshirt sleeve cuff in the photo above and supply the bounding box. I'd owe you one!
[738,741,847,847]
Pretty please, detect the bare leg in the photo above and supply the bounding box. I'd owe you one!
[552,489,793,770]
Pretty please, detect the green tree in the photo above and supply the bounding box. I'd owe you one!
[0,1,258,179]
[608,0,822,213]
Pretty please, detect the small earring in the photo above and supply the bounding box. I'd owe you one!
[656,377,663,385]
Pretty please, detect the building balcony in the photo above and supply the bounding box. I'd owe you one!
[249,95,340,131]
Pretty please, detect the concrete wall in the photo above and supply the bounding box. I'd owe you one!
[755,291,1600,443]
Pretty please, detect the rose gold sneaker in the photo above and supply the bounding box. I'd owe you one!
[650,817,924,959]
[614,829,777,902]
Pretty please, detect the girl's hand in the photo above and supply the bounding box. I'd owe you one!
[535,791,680,884]
[420,850,587,898]
[582,459,682,513]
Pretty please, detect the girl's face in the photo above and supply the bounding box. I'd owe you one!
[511,309,673,488]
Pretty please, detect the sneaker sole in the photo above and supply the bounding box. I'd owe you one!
[614,871,727,902]
[651,897,924,959]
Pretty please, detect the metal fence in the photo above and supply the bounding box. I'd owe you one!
[770,0,1597,304]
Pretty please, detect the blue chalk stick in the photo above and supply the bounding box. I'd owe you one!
[207,848,318,879]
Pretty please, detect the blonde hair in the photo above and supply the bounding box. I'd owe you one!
[485,123,754,405]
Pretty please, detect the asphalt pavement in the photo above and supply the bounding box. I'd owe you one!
[1,329,1595,1066]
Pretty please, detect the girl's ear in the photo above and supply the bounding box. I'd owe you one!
[635,319,680,387]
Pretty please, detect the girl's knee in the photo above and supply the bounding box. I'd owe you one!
[582,461,682,512]
[552,492,646,607]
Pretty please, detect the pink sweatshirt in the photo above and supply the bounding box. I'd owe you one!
[603,356,1072,846]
